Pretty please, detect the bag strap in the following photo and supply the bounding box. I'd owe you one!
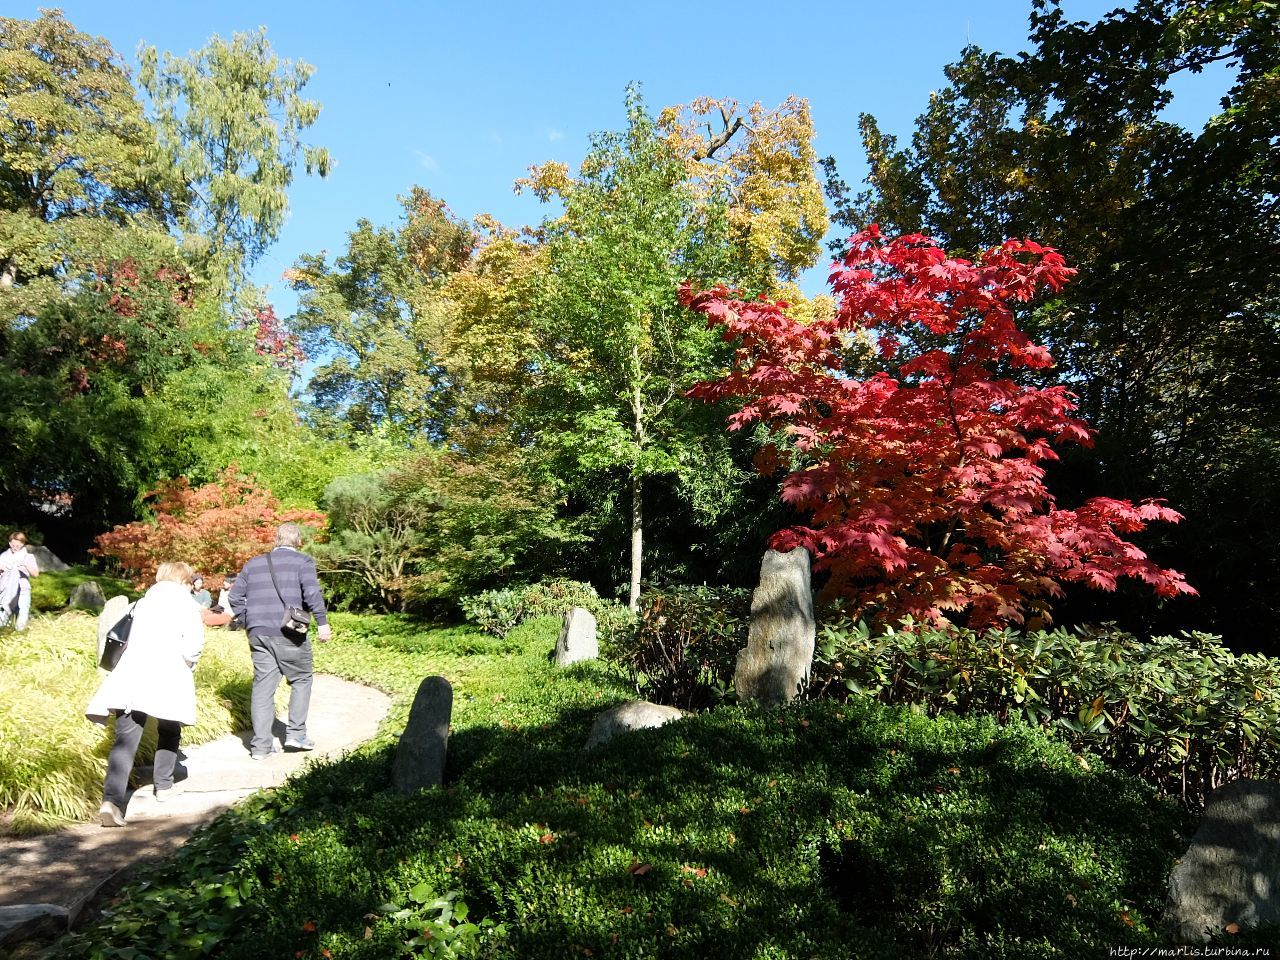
[111,600,137,630]
[266,550,289,608]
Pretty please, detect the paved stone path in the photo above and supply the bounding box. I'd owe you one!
[0,674,391,938]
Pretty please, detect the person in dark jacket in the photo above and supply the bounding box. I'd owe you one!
[227,523,331,759]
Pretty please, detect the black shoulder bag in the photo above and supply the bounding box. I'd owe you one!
[100,603,137,670]
[268,551,311,641]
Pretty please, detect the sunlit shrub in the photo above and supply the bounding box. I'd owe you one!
[812,619,1280,805]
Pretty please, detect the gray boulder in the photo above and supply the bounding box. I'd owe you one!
[29,545,69,572]
[68,580,107,612]
[1166,778,1280,941]
[555,607,598,666]
[97,595,131,664]
[0,903,69,949]
[392,676,452,793]
[733,548,815,706]
[585,700,685,750]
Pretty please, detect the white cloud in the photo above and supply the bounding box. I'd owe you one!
[547,128,564,142]
[414,150,439,172]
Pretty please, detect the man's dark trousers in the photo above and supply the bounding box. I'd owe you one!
[249,633,312,754]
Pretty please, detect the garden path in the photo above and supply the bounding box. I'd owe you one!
[0,674,391,930]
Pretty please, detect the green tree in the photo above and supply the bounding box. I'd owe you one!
[316,445,572,611]
[436,216,545,452]
[0,10,177,325]
[521,87,749,610]
[0,254,220,544]
[139,27,331,297]
[0,244,328,550]
[832,0,1280,644]
[287,188,474,440]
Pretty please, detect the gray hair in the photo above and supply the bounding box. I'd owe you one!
[274,522,304,548]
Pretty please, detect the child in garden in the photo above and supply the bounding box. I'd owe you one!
[0,531,40,630]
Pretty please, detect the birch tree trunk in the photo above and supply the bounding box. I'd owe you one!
[629,469,642,612]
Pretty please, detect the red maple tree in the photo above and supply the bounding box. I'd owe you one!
[93,466,325,589]
[683,226,1195,628]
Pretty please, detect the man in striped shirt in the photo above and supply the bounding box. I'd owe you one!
[228,523,332,759]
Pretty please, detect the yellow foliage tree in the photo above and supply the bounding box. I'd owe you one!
[438,216,546,451]
[657,96,828,289]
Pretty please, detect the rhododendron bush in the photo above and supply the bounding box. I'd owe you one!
[684,227,1195,627]
[93,467,325,589]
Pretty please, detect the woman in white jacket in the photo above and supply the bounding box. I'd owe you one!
[86,561,205,825]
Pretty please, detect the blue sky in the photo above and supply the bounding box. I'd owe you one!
[35,1,1234,308]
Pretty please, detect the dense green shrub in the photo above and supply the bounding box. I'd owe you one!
[812,619,1280,805]
[460,579,634,643]
[610,585,751,709]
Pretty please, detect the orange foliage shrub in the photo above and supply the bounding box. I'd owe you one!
[93,466,325,589]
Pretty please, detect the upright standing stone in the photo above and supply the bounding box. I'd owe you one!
[734,548,815,706]
[392,676,453,794]
[96,595,131,665]
[555,607,598,666]
[1166,778,1280,941]
[68,580,106,612]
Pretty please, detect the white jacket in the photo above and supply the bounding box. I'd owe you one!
[86,580,206,726]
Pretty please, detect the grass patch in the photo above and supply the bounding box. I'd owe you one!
[0,613,256,834]
[28,564,138,613]
[54,613,1222,958]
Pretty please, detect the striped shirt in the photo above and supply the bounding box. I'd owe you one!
[227,547,328,640]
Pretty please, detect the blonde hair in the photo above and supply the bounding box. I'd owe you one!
[9,531,27,545]
[155,561,195,585]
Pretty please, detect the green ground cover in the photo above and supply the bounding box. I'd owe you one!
[49,613,1237,959]
[28,566,139,613]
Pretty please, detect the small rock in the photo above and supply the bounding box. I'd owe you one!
[0,903,69,949]
[28,545,70,572]
[1166,778,1280,941]
[67,580,107,612]
[392,676,452,793]
[585,701,684,750]
[555,607,598,666]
